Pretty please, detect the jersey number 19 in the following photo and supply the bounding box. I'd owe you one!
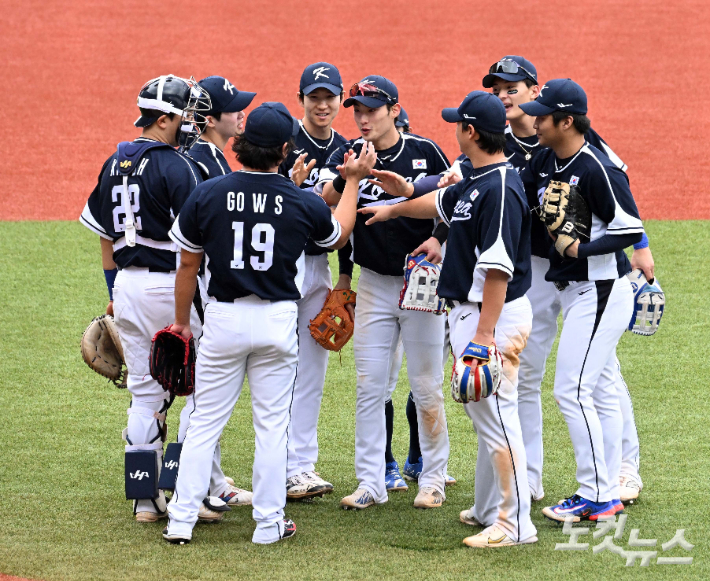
[231,221,275,271]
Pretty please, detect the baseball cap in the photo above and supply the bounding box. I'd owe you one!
[441,91,507,133]
[300,62,343,96]
[519,78,588,117]
[198,76,256,116]
[243,102,299,148]
[482,56,538,88]
[344,76,398,108]
[395,107,410,128]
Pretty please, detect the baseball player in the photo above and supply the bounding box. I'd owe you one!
[483,56,653,503]
[517,79,644,520]
[276,63,349,500]
[188,76,256,177]
[361,91,537,547]
[319,75,451,510]
[162,102,374,545]
[79,75,248,523]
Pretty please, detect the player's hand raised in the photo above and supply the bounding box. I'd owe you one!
[358,204,395,225]
[437,168,462,188]
[336,149,355,179]
[292,153,316,187]
[343,142,377,180]
[368,169,414,198]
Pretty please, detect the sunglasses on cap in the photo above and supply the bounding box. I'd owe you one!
[349,82,397,104]
[489,59,537,83]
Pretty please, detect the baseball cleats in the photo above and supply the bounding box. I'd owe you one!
[403,456,456,486]
[198,497,231,522]
[219,484,254,506]
[463,525,537,548]
[542,494,617,522]
[459,508,482,527]
[136,510,167,523]
[286,472,333,500]
[402,456,423,481]
[413,487,445,509]
[340,488,376,510]
[385,461,408,491]
[252,518,296,544]
[619,475,642,504]
[162,527,191,545]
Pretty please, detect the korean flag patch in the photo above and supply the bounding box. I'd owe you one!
[413,159,427,170]
[570,175,580,186]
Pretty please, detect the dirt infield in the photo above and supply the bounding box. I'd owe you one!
[0,0,706,221]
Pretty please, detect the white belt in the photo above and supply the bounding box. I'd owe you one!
[114,235,178,252]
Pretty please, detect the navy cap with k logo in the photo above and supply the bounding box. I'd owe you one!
[198,76,256,116]
[519,78,588,117]
[300,62,343,96]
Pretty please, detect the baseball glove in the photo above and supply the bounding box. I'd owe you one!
[308,289,356,352]
[539,181,591,257]
[81,315,127,388]
[149,327,196,396]
[451,341,503,403]
[399,253,446,315]
[627,269,665,336]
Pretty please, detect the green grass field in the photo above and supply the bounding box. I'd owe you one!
[0,221,708,580]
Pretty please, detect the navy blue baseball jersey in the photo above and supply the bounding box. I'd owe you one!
[188,139,232,178]
[435,162,531,303]
[523,143,643,282]
[319,133,450,276]
[80,137,203,271]
[517,128,627,258]
[169,171,341,302]
[278,121,348,256]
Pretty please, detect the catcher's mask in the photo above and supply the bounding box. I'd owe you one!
[135,75,212,153]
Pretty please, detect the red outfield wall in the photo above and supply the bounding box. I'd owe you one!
[0,0,707,221]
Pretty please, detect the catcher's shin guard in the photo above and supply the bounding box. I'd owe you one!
[125,445,161,500]
[158,442,183,490]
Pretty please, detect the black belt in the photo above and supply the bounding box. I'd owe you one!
[553,281,570,291]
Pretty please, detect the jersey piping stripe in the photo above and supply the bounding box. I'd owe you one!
[312,215,341,247]
[615,357,640,472]
[581,147,643,234]
[169,220,203,252]
[80,203,112,239]
[175,152,200,186]
[435,189,450,226]
[402,134,450,169]
[575,280,614,503]
[495,394,522,540]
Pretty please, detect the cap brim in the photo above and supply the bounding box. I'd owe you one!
[519,101,555,116]
[482,72,533,88]
[219,91,257,113]
[302,82,342,96]
[291,116,300,138]
[343,95,387,108]
[134,115,158,128]
[395,119,408,127]
[441,108,463,123]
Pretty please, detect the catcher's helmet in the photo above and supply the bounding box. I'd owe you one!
[135,75,211,152]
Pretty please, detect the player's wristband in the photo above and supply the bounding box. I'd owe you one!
[633,232,649,250]
[332,175,346,194]
[433,222,449,245]
[104,268,118,301]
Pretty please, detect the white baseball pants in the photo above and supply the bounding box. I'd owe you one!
[113,267,228,508]
[167,297,298,543]
[518,258,643,498]
[554,277,633,503]
[450,297,536,542]
[287,254,332,477]
[353,268,449,502]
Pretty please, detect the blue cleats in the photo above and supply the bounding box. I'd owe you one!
[385,461,408,491]
[542,494,617,523]
[403,456,456,486]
